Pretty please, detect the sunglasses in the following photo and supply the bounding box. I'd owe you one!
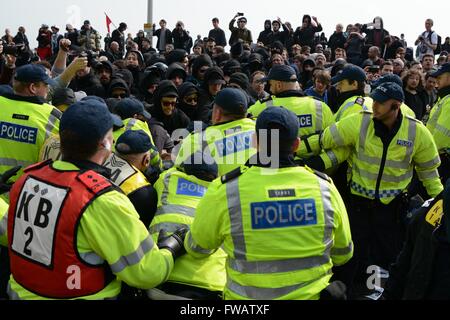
[112,93,127,99]
[199,68,209,74]
[162,101,177,107]
[184,97,198,104]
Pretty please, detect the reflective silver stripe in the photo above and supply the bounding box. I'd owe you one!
[0,158,34,168]
[416,156,441,169]
[358,153,410,169]
[428,95,449,128]
[45,108,62,140]
[125,118,137,131]
[155,205,196,218]
[417,169,440,180]
[331,242,353,256]
[228,255,330,274]
[79,252,105,265]
[0,209,7,237]
[227,273,330,300]
[405,119,417,163]
[318,177,335,257]
[187,232,215,255]
[110,235,154,274]
[265,100,274,108]
[7,283,21,300]
[358,113,372,153]
[160,172,173,206]
[326,150,339,167]
[329,124,345,147]
[335,101,354,122]
[149,222,188,235]
[315,99,323,131]
[354,164,413,183]
[226,178,247,260]
[435,123,450,137]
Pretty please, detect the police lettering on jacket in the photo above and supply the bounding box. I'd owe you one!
[0,122,38,144]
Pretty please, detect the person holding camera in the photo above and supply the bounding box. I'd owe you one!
[415,19,439,61]
[229,12,253,46]
[172,21,190,52]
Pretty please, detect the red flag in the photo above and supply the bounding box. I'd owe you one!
[106,14,112,33]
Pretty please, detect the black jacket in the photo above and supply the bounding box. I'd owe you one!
[208,28,227,47]
[69,71,105,97]
[111,29,126,53]
[172,29,190,51]
[154,28,172,51]
[294,25,323,48]
[328,32,346,51]
[384,193,450,300]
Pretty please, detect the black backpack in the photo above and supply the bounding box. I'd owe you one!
[423,31,442,55]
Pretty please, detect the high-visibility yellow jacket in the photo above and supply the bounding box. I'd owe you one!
[321,111,443,204]
[7,161,174,300]
[149,168,226,292]
[427,94,450,155]
[248,95,334,159]
[185,164,353,300]
[175,118,256,176]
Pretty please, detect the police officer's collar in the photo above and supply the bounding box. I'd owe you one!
[276,89,305,98]
[373,109,403,141]
[245,153,297,169]
[336,90,365,107]
[437,85,450,99]
[66,159,112,179]
[2,92,46,105]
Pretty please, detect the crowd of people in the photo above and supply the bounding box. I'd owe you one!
[0,12,449,301]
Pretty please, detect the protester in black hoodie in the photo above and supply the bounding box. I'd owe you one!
[188,54,213,86]
[150,80,191,135]
[177,82,205,122]
[166,63,187,88]
[107,77,131,99]
[198,67,226,123]
[69,65,105,97]
[258,20,272,46]
[125,50,145,95]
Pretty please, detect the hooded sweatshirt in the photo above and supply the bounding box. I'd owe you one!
[107,77,131,99]
[258,20,273,46]
[177,82,205,122]
[150,80,191,135]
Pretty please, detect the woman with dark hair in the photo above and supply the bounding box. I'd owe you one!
[403,69,429,120]
[293,15,323,49]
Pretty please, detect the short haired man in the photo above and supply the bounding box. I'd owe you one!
[208,18,227,48]
[380,61,394,75]
[229,13,253,46]
[421,54,436,73]
[415,19,438,61]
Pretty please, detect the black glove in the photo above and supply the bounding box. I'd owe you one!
[0,166,21,195]
[157,228,189,259]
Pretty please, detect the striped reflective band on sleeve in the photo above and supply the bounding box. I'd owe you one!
[79,252,105,265]
[110,235,154,274]
[45,108,62,141]
[326,150,339,168]
[226,178,247,260]
[149,222,189,235]
[186,232,216,255]
[335,101,355,122]
[435,123,450,138]
[331,242,353,256]
[0,158,34,168]
[0,209,7,238]
[318,176,335,258]
[417,170,440,180]
[353,164,413,183]
[159,172,173,206]
[155,205,196,218]
[329,124,345,147]
[315,99,323,131]
[415,156,441,170]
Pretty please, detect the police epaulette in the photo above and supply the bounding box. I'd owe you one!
[259,96,273,104]
[355,97,365,106]
[305,166,332,183]
[221,167,243,184]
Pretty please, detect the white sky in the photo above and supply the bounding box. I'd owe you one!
[1,0,449,50]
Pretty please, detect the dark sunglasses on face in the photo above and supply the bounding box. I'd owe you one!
[199,68,209,74]
[162,101,177,107]
[113,93,127,99]
[184,97,198,104]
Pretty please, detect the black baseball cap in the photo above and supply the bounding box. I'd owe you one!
[331,64,367,84]
[116,130,154,155]
[116,98,152,121]
[214,88,248,114]
[256,107,299,142]
[431,62,450,78]
[370,82,405,103]
[262,65,298,82]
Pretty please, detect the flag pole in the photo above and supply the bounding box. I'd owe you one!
[147,0,154,46]
[104,12,118,30]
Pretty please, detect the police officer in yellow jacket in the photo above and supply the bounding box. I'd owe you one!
[148,151,226,300]
[104,130,158,227]
[248,65,335,159]
[175,88,256,176]
[185,107,353,300]
[114,98,162,178]
[427,63,450,183]
[0,64,61,187]
[319,82,443,296]
[6,99,186,300]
